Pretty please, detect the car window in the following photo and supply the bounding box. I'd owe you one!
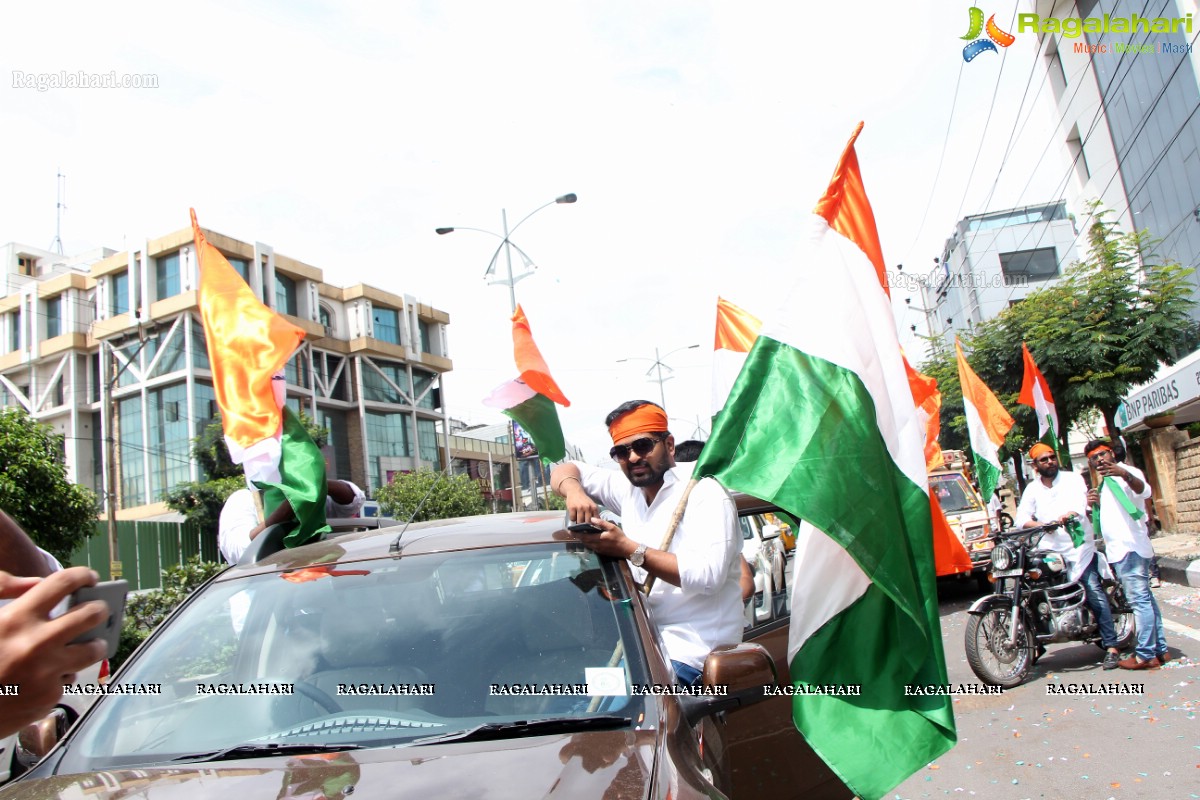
[59,544,648,772]
[930,474,983,514]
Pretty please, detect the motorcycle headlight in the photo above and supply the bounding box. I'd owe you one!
[1042,552,1065,573]
[990,544,1014,571]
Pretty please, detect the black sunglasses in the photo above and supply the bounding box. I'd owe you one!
[610,433,668,461]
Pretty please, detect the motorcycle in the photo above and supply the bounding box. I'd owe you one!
[964,521,1136,687]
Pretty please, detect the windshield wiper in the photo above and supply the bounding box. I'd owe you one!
[410,715,631,746]
[172,742,362,763]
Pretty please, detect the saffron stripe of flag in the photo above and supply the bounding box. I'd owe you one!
[711,296,763,418]
[693,123,955,800]
[954,337,1014,503]
[1018,342,1064,460]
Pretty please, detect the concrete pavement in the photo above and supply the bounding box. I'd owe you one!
[1152,530,1200,586]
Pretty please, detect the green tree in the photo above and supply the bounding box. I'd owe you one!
[164,413,328,537]
[0,408,98,563]
[375,468,486,522]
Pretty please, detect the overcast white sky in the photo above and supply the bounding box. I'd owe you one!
[3,1,1072,466]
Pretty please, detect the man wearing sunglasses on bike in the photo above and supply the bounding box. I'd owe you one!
[550,400,742,686]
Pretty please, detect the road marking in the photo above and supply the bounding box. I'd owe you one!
[1163,617,1200,642]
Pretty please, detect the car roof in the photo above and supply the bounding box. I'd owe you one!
[220,492,781,580]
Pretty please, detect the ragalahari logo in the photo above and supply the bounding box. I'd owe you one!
[961,7,1016,62]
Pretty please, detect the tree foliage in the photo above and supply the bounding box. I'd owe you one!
[164,413,328,537]
[0,408,98,563]
[918,204,1198,456]
[375,468,486,522]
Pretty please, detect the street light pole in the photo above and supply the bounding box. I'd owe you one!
[617,344,700,410]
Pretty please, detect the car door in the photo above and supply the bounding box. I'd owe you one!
[715,504,853,800]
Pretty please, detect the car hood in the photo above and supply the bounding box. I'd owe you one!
[4,730,657,800]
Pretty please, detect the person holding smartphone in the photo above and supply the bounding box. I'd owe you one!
[550,400,742,686]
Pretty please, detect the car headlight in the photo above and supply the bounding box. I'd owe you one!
[990,544,1014,571]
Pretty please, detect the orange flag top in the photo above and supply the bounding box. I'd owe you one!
[904,355,944,472]
[714,296,762,353]
[512,304,569,407]
[813,121,888,295]
[192,209,306,451]
[930,492,974,577]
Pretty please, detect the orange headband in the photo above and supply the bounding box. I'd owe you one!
[609,404,668,443]
[1087,445,1113,458]
[1028,443,1055,460]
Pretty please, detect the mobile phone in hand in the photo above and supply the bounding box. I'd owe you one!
[567,522,605,534]
[68,579,128,659]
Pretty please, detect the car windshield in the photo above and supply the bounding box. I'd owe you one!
[58,543,645,772]
[931,474,983,514]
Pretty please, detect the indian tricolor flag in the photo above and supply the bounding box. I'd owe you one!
[955,337,1014,503]
[693,124,955,800]
[483,305,569,463]
[193,210,329,547]
[711,296,762,418]
[1018,342,1064,461]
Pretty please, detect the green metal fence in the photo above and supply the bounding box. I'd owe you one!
[70,520,219,590]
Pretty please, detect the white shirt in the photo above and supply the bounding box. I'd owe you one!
[218,482,366,564]
[1014,470,1094,580]
[1095,463,1153,563]
[574,460,743,669]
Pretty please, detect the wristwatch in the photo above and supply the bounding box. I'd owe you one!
[630,544,648,568]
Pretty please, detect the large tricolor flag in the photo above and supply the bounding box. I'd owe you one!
[192,210,329,547]
[1018,342,1065,462]
[954,337,1014,503]
[692,124,955,800]
[711,296,762,417]
[483,305,570,464]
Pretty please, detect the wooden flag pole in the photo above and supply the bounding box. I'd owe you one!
[641,478,700,596]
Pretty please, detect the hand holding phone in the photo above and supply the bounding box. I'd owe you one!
[568,522,605,534]
[68,580,128,659]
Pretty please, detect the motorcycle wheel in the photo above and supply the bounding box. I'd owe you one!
[1108,584,1137,650]
[965,606,1035,688]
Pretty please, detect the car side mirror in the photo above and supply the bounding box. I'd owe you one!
[16,708,68,768]
[679,642,777,726]
[761,524,781,540]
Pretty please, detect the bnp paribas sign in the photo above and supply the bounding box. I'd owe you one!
[1018,11,1192,37]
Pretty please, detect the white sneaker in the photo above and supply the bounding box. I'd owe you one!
[1150,577,1161,588]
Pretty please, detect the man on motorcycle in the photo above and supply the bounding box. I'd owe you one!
[1015,443,1122,670]
[1084,439,1169,670]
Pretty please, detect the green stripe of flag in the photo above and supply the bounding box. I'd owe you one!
[504,392,566,464]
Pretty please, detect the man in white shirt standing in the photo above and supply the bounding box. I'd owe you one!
[550,400,742,686]
[219,478,365,564]
[1015,443,1122,670]
[1084,439,1168,670]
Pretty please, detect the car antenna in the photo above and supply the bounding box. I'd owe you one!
[389,468,450,554]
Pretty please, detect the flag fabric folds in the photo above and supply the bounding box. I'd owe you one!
[711,296,762,417]
[1018,342,1064,461]
[908,358,973,576]
[954,338,1014,502]
[482,305,569,464]
[692,123,955,800]
[192,209,328,547]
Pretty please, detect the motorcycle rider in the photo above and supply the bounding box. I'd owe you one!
[1014,443,1122,670]
[1084,439,1169,670]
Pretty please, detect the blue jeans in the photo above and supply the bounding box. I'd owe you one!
[672,660,703,687]
[1112,551,1168,662]
[1079,556,1119,649]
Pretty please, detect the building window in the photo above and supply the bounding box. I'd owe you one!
[45,296,62,339]
[228,258,249,283]
[413,370,438,409]
[373,306,400,345]
[362,359,409,403]
[417,418,439,465]
[999,247,1059,283]
[17,255,36,276]
[118,395,145,508]
[365,411,413,491]
[285,352,311,389]
[111,272,130,316]
[147,383,191,501]
[418,320,432,353]
[8,312,20,352]
[319,304,332,329]
[156,252,181,300]
[275,273,297,316]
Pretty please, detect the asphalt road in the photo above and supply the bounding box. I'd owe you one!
[892,578,1200,800]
